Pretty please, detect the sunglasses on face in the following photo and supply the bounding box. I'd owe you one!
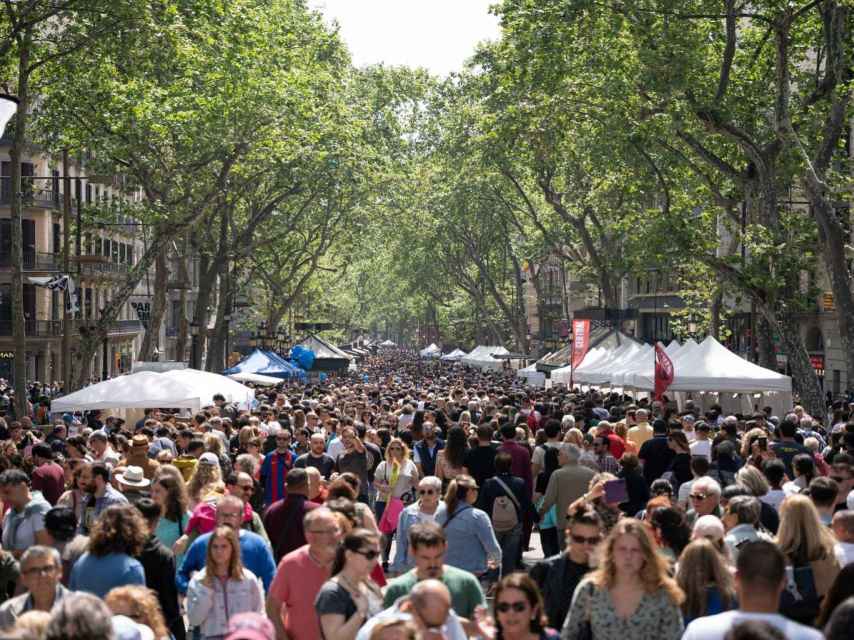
[496,601,529,613]
[419,489,436,495]
[831,476,846,484]
[569,534,602,545]
[690,493,709,501]
[354,548,380,561]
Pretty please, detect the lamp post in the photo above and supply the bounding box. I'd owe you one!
[189,321,199,368]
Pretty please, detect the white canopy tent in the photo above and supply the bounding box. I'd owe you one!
[162,369,256,409]
[440,348,467,361]
[379,340,396,348]
[516,363,546,387]
[227,371,283,386]
[51,369,257,413]
[51,371,205,412]
[419,343,441,358]
[461,345,510,371]
[575,341,646,386]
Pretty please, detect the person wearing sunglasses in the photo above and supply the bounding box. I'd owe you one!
[316,528,384,640]
[493,573,557,640]
[390,476,443,576]
[529,504,602,629]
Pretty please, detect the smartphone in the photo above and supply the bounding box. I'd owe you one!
[758,436,768,451]
[603,479,628,504]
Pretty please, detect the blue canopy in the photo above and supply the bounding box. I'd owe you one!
[224,349,306,380]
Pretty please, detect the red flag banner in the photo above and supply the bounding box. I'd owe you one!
[571,319,591,368]
[654,342,675,400]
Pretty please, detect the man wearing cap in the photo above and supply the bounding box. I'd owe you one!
[120,435,160,481]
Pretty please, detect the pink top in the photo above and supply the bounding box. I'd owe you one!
[269,545,330,640]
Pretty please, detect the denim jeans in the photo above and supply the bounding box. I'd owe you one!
[496,523,523,575]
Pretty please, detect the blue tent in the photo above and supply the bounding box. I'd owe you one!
[224,349,306,380]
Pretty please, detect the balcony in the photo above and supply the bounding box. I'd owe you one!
[79,260,131,277]
[0,179,61,210]
[0,320,62,337]
[0,251,60,272]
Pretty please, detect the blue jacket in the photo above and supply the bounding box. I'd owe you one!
[437,503,501,575]
[391,502,447,574]
[176,529,275,594]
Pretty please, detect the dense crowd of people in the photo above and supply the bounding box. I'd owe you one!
[0,350,852,640]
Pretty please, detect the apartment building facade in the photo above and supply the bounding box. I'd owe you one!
[0,145,151,385]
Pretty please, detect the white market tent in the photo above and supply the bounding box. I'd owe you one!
[51,369,256,413]
[419,343,441,358]
[440,348,467,361]
[379,339,396,348]
[52,371,205,412]
[461,345,510,371]
[516,362,546,387]
[576,341,646,386]
[228,371,283,386]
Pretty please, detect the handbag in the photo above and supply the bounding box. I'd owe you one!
[378,497,405,534]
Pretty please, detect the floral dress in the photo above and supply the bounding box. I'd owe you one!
[560,578,684,640]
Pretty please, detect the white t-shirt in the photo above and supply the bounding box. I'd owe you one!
[682,610,823,640]
[374,459,419,499]
[835,541,854,567]
[327,437,345,461]
[690,439,712,459]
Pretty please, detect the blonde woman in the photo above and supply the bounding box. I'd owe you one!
[775,494,842,624]
[186,526,264,639]
[105,585,170,640]
[675,538,736,625]
[186,454,224,508]
[562,518,685,640]
[373,438,418,565]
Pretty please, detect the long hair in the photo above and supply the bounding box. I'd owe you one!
[155,473,189,523]
[493,574,547,639]
[736,465,770,497]
[203,526,244,587]
[385,437,410,463]
[444,426,468,469]
[187,460,222,503]
[817,564,854,627]
[776,494,838,563]
[590,518,684,606]
[676,538,736,620]
[331,528,380,577]
[88,505,148,558]
[104,585,169,640]
[443,474,477,516]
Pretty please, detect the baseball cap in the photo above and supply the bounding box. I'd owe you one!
[198,452,219,466]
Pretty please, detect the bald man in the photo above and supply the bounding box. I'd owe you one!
[356,579,467,640]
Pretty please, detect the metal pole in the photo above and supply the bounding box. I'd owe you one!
[61,151,72,390]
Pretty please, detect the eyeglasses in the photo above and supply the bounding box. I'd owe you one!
[238,485,254,492]
[689,493,709,501]
[496,601,528,613]
[354,548,380,561]
[23,565,56,577]
[419,489,436,495]
[308,527,340,536]
[569,534,602,545]
[831,476,846,484]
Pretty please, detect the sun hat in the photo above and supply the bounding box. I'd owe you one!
[115,466,151,488]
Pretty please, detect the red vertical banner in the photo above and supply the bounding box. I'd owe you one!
[571,319,591,368]
[654,343,675,400]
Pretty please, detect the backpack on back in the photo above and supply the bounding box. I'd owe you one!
[492,477,520,533]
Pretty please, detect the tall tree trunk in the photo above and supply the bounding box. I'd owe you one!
[10,30,31,418]
[138,244,168,360]
[756,317,776,371]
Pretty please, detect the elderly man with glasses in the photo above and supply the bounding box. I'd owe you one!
[0,545,69,629]
[686,476,723,527]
